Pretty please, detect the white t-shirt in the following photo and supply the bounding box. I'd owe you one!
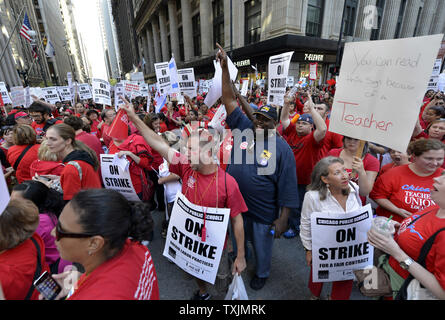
[159,158,182,203]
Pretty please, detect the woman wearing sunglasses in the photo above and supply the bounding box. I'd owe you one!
[48,189,159,300]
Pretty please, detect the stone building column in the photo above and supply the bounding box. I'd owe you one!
[399,0,421,38]
[151,20,162,63]
[167,0,181,62]
[417,0,438,36]
[379,0,401,39]
[146,26,155,73]
[354,0,377,41]
[199,0,212,56]
[181,0,194,62]
[158,8,169,61]
[431,0,445,34]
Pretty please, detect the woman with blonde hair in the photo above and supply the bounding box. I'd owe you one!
[30,140,65,177]
[35,123,101,201]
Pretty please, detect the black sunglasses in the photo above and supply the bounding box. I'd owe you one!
[55,221,96,241]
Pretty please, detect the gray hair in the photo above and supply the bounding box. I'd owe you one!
[307,156,349,201]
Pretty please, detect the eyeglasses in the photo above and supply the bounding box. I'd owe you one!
[55,221,96,241]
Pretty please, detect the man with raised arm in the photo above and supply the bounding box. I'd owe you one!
[216,43,298,291]
[119,97,247,300]
[280,91,327,239]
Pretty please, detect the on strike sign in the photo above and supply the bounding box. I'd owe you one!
[310,204,374,283]
[163,193,230,284]
[100,154,140,202]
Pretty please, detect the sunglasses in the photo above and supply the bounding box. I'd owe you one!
[55,221,96,241]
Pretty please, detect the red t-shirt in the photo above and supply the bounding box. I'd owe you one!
[283,122,324,185]
[0,233,50,300]
[90,120,100,137]
[7,144,40,183]
[388,207,445,290]
[60,160,101,200]
[169,152,248,216]
[31,120,63,137]
[100,124,113,148]
[76,131,103,163]
[370,164,443,223]
[379,162,397,176]
[68,240,159,300]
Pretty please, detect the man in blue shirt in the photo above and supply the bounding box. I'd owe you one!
[217,44,299,290]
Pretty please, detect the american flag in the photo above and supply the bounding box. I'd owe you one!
[20,13,33,42]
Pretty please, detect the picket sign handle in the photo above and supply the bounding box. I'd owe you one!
[355,140,366,158]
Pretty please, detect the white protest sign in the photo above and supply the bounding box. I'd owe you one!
[130,72,144,82]
[163,193,230,284]
[92,78,111,105]
[78,84,92,100]
[154,62,172,96]
[10,86,26,107]
[309,63,318,80]
[204,57,238,107]
[427,75,439,91]
[169,57,180,95]
[58,86,72,102]
[178,68,197,98]
[267,51,294,106]
[139,83,150,98]
[240,80,249,97]
[100,154,140,202]
[122,81,141,99]
[0,169,9,215]
[286,76,295,87]
[432,59,442,77]
[0,82,12,104]
[208,104,227,135]
[42,87,61,104]
[24,87,32,108]
[114,82,125,110]
[311,204,374,283]
[329,34,444,153]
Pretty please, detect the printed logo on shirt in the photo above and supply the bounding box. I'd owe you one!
[401,185,436,212]
[240,141,248,150]
[398,214,424,241]
[187,176,196,189]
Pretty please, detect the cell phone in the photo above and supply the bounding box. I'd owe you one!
[33,271,62,300]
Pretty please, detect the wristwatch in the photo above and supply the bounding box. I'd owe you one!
[399,257,414,270]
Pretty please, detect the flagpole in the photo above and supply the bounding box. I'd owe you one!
[0,6,25,65]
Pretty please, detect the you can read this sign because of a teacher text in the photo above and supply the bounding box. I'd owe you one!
[329,34,444,153]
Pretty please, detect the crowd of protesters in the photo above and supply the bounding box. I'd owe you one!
[1,45,445,301]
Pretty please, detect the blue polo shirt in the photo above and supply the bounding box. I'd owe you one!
[225,107,299,225]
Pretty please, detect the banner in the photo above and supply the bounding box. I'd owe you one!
[154,62,171,96]
[178,68,197,98]
[92,78,111,106]
[311,204,374,283]
[0,82,12,104]
[163,193,230,284]
[42,87,61,104]
[267,51,294,106]
[100,154,140,202]
[329,34,444,153]
[78,84,92,100]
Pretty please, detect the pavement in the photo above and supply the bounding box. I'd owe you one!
[147,209,371,301]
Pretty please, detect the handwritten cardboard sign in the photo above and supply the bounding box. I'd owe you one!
[329,34,444,152]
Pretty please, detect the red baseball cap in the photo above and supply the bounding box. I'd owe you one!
[14,112,30,119]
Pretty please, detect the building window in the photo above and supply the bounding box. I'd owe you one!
[306,0,324,37]
[213,0,224,48]
[192,14,201,57]
[370,0,385,40]
[394,0,407,39]
[343,0,357,37]
[245,0,262,45]
[178,26,184,61]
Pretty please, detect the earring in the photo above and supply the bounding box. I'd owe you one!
[326,183,330,188]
